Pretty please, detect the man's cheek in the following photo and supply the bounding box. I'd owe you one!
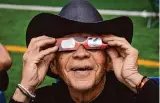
[97,58,105,64]
[57,55,65,64]
[95,54,106,64]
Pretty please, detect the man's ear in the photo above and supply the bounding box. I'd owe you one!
[50,60,58,75]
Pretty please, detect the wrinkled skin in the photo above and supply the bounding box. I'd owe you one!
[13,33,143,102]
[55,42,107,91]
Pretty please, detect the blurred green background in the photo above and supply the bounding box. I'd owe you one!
[0,0,159,102]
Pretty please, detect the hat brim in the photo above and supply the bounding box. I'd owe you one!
[26,13,133,78]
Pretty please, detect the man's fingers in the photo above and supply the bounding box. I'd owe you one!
[24,36,58,68]
[115,47,126,58]
[106,48,119,62]
[37,46,58,64]
[103,36,138,57]
[28,36,56,50]
[107,40,131,50]
[29,35,50,47]
[36,38,56,50]
[103,36,129,44]
[107,40,137,57]
[43,53,55,65]
[106,48,124,82]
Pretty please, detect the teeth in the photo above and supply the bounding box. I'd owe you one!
[72,67,92,71]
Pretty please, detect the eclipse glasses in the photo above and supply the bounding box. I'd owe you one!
[55,36,107,51]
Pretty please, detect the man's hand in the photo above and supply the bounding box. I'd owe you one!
[103,35,143,92]
[21,36,58,91]
[13,36,58,102]
[0,44,12,71]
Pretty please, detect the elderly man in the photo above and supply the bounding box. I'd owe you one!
[10,0,158,103]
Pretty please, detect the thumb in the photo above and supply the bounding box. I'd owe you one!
[44,53,56,66]
[106,48,119,62]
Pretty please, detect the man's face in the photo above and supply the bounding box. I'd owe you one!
[55,33,108,91]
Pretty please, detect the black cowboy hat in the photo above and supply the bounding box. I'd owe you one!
[26,0,133,78]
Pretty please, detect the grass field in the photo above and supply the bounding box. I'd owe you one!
[0,0,154,11]
[0,0,159,102]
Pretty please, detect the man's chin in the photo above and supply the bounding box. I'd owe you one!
[71,80,95,92]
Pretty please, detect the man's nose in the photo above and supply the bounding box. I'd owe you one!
[72,45,90,59]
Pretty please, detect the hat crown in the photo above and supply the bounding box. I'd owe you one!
[58,0,103,23]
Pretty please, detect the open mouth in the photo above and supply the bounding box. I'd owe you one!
[71,67,93,71]
[69,66,94,78]
[67,63,97,78]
